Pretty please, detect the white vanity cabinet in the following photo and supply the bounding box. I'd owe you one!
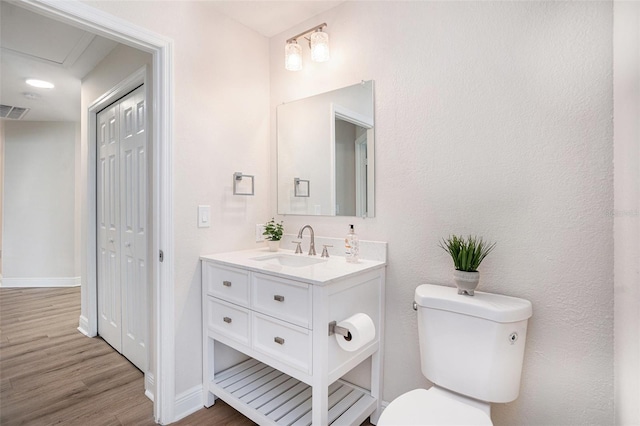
[201,248,386,426]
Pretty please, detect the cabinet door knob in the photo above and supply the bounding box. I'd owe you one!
[223,317,232,323]
[223,281,232,287]
[274,337,285,345]
[274,295,285,302]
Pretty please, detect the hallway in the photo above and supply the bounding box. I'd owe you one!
[0,287,253,425]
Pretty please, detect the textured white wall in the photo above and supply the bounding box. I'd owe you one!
[3,121,77,280]
[270,2,614,425]
[82,1,271,398]
[613,2,640,424]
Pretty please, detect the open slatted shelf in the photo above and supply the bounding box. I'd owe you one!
[210,359,376,426]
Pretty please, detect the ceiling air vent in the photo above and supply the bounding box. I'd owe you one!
[0,105,30,120]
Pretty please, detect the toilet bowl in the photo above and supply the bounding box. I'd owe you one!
[377,386,492,426]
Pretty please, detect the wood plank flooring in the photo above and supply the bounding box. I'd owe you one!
[0,287,252,425]
[0,287,373,425]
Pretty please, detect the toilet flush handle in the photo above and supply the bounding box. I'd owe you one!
[412,301,418,311]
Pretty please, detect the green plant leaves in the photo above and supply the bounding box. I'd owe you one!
[439,235,496,272]
[263,218,284,241]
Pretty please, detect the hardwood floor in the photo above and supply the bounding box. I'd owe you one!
[0,287,252,425]
[0,287,373,425]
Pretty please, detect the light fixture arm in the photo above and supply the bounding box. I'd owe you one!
[286,23,327,44]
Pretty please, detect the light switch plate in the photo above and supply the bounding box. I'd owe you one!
[198,205,211,228]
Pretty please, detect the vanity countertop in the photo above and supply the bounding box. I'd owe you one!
[200,248,386,285]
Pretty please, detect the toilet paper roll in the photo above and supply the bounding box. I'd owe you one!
[335,313,376,352]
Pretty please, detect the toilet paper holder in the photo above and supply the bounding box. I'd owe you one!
[328,321,352,341]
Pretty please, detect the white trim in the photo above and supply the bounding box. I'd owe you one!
[145,372,156,402]
[0,276,80,288]
[77,315,91,337]
[18,1,175,423]
[354,132,367,217]
[333,104,374,129]
[331,103,374,216]
[173,384,204,422]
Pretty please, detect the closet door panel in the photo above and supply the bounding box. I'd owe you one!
[97,106,122,352]
[119,86,148,372]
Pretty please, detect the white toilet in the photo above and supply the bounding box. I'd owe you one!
[378,284,532,425]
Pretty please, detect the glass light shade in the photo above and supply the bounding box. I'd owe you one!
[310,30,330,63]
[285,41,302,71]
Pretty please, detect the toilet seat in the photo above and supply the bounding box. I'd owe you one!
[377,388,493,426]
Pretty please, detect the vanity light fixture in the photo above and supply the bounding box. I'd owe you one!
[285,40,303,71]
[285,23,330,71]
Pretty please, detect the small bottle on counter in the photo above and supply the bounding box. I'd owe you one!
[345,224,359,263]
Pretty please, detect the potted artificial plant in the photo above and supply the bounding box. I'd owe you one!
[263,218,284,252]
[439,235,496,296]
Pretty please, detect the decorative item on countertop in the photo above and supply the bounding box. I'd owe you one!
[345,224,359,263]
[263,218,284,252]
[439,235,496,296]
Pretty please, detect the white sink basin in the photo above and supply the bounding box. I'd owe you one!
[252,253,326,268]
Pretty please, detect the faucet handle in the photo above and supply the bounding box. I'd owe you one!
[292,240,303,254]
[321,245,333,258]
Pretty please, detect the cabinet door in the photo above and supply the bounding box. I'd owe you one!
[253,312,312,374]
[204,262,250,307]
[207,297,251,346]
[252,273,311,328]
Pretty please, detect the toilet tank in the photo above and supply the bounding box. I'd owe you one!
[415,284,532,403]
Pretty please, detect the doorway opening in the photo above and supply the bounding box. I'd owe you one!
[16,1,175,422]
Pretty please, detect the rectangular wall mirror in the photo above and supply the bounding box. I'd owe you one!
[277,80,375,217]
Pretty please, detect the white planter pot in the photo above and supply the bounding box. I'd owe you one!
[267,240,280,252]
[453,270,480,296]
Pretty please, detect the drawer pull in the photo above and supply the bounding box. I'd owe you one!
[222,281,232,287]
[274,336,285,345]
[273,295,285,302]
[223,316,232,323]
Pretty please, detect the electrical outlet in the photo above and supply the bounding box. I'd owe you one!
[256,224,265,242]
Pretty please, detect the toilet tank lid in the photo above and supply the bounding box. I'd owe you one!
[415,284,532,323]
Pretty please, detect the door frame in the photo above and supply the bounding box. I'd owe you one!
[19,1,175,423]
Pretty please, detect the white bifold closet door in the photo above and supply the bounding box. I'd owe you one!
[97,85,148,372]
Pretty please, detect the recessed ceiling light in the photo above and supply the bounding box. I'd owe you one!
[26,79,54,89]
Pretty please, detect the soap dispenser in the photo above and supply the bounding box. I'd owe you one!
[345,224,359,263]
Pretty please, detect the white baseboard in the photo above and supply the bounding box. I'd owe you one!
[173,384,204,422]
[145,373,155,402]
[0,276,81,288]
[77,315,92,337]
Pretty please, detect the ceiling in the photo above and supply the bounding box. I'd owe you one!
[0,2,118,121]
[209,1,344,38]
[0,1,344,123]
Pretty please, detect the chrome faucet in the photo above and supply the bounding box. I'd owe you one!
[297,225,316,256]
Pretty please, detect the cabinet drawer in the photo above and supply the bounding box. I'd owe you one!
[207,297,250,346]
[204,262,250,307]
[251,273,311,328]
[252,312,311,374]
